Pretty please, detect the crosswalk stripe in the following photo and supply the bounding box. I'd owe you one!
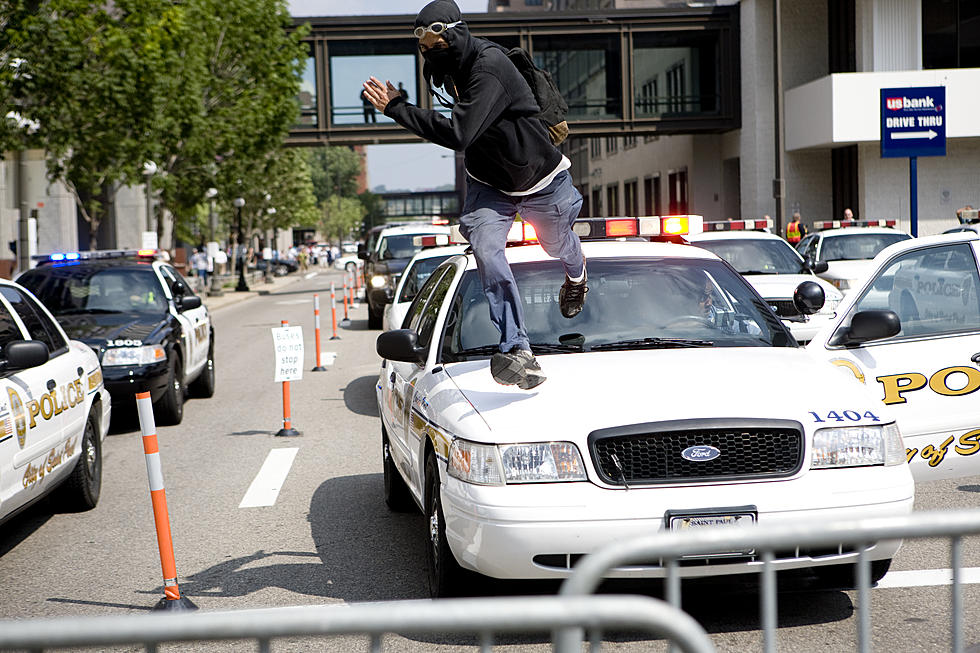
[239,448,299,508]
[876,567,980,589]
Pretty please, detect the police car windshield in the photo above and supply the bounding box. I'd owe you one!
[443,258,795,358]
[693,238,804,274]
[820,233,911,261]
[379,234,440,260]
[20,268,168,316]
[399,255,454,303]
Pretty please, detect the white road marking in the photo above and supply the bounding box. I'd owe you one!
[275,299,311,305]
[304,272,317,279]
[239,448,299,508]
[876,567,980,589]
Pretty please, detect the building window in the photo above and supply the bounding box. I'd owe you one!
[526,0,543,4]
[666,62,686,113]
[624,180,638,216]
[638,78,659,116]
[591,188,603,216]
[624,134,637,149]
[605,136,618,154]
[590,137,602,158]
[668,169,688,214]
[606,183,620,216]
[922,0,980,69]
[578,185,590,217]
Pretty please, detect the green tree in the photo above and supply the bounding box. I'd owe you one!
[307,146,364,204]
[1,0,186,247]
[321,195,365,243]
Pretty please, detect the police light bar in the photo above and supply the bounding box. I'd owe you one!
[449,222,539,245]
[431,217,450,225]
[703,218,774,232]
[572,216,704,239]
[813,219,897,230]
[412,234,450,247]
[34,249,159,264]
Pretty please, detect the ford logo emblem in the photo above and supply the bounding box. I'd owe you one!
[681,445,721,462]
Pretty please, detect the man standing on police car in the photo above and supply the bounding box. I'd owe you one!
[362,0,587,391]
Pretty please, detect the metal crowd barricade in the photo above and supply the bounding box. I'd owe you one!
[557,509,980,653]
[0,595,715,653]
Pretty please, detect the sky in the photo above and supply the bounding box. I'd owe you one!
[288,0,487,191]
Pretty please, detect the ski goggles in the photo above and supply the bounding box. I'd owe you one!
[414,20,462,39]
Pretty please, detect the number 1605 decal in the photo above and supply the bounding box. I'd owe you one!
[809,410,881,423]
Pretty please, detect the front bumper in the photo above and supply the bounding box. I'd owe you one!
[367,286,394,312]
[442,464,914,580]
[102,360,170,405]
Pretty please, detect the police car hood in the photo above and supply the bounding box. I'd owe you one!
[745,274,839,301]
[54,312,165,348]
[445,348,880,437]
[824,259,875,281]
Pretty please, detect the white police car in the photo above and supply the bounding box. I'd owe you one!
[0,278,111,528]
[796,220,912,294]
[689,220,843,343]
[807,230,980,483]
[382,239,468,332]
[376,216,917,597]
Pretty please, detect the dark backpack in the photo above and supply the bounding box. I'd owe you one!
[505,47,569,145]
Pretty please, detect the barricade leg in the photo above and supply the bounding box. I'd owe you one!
[276,320,301,437]
[135,392,197,612]
[312,294,326,372]
[330,283,340,340]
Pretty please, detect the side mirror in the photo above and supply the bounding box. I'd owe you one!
[177,295,202,311]
[810,260,829,274]
[357,244,367,260]
[793,281,825,315]
[377,329,426,365]
[5,340,49,370]
[829,310,901,346]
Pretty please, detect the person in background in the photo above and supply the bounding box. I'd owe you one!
[785,212,806,245]
[360,88,377,123]
[191,247,209,290]
[397,81,409,102]
[843,208,855,221]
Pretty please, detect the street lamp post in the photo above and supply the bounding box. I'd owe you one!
[234,197,249,292]
[264,206,277,284]
[142,161,158,237]
[205,188,223,297]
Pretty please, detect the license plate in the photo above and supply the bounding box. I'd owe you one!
[667,510,757,557]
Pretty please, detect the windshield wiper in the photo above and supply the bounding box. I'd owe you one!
[739,269,780,275]
[591,337,714,351]
[529,342,583,353]
[55,308,123,315]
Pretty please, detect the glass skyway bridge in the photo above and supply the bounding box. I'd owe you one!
[290,6,739,146]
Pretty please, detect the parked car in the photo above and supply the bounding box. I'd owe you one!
[796,221,912,294]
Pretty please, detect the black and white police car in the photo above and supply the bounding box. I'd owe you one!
[796,220,913,294]
[0,277,110,528]
[375,216,937,597]
[18,250,215,425]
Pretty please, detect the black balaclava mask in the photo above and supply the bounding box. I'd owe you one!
[415,0,466,91]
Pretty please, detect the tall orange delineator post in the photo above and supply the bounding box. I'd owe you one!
[135,392,197,612]
[329,282,341,340]
[312,294,326,372]
[349,271,356,305]
[341,278,350,325]
[276,319,300,437]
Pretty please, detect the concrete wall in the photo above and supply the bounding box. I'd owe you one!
[857,138,980,237]
[736,0,776,221]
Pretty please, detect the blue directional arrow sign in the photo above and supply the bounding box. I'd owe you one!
[880,86,946,158]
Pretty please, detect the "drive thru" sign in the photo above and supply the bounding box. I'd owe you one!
[880,86,946,159]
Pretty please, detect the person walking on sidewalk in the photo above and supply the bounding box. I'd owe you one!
[361,0,587,390]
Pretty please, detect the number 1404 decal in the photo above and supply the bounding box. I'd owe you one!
[809,410,881,423]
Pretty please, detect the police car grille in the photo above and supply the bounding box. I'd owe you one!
[770,300,801,318]
[591,426,803,484]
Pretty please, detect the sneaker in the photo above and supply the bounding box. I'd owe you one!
[559,264,589,319]
[490,347,546,390]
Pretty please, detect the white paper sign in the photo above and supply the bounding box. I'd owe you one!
[141,231,159,250]
[272,326,304,382]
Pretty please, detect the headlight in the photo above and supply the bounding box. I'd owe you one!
[831,279,855,291]
[370,275,387,289]
[811,423,905,469]
[102,345,167,366]
[448,438,587,485]
[821,297,842,313]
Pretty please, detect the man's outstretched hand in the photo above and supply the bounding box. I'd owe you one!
[362,77,399,112]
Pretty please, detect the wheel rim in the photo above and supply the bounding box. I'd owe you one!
[428,494,441,569]
[84,429,97,476]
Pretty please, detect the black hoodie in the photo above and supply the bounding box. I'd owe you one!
[383,0,562,194]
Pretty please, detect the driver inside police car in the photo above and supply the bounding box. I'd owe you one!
[361,0,587,391]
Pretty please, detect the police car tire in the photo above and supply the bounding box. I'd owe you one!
[383,428,415,512]
[425,453,469,598]
[57,412,101,512]
[190,340,216,399]
[812,558,891,589]
[156,353,184,425]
